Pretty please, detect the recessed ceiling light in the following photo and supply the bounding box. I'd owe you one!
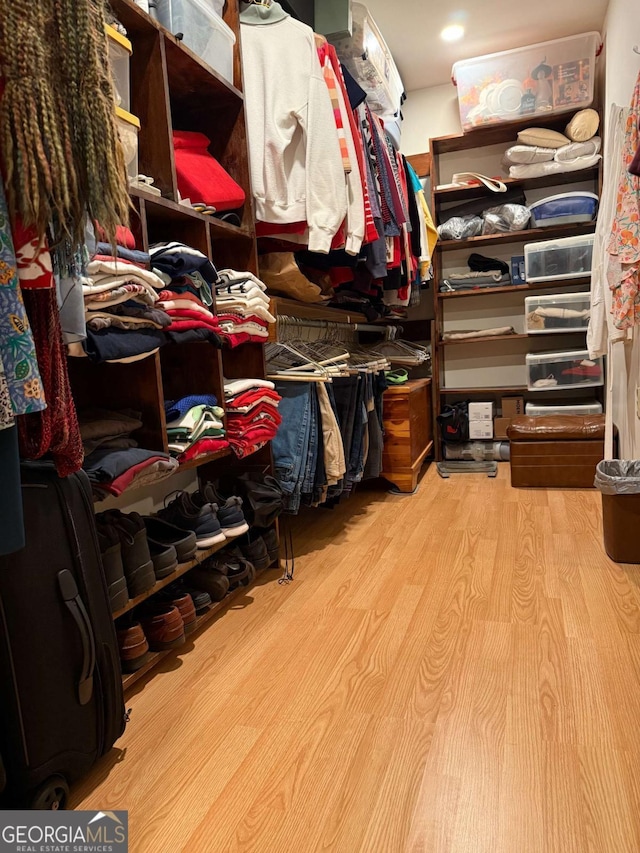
[441,24,465,42]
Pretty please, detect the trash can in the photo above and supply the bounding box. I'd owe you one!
[595,460,640,563]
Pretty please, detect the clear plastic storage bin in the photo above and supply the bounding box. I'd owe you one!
[332,2,404,116]
[525,401,602,416]
[452,31,600,131]
[156,0,236,83]
[525,234,594,283]
[115,107,140,181]
[526,349,604,391]
[106,25,132,112]
[525,291,591,334]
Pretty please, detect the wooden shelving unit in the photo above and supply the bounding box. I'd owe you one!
[430,114,602,460]
[440,331,587,347]
[112,540,232,620]
[70,0,281,689]
[438,221,595,252]
[438,276,591,299]
[122,565,275,693]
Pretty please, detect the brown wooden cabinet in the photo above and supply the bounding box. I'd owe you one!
[381,379,433,493]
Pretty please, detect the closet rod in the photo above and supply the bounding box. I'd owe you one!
[277,315,393,334]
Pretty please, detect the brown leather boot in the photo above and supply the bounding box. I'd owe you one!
[139,604,185,651]
[117,623,150,673]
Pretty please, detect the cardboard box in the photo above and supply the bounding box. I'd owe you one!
[494,417,511,439]
[469,419,494,439]
[501,396,525,418]
[468,401,493,421]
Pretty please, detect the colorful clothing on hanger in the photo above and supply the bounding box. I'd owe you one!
[607,69,640,330]
[0,185,46,418]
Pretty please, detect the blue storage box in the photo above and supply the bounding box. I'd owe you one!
[530,192,599,227]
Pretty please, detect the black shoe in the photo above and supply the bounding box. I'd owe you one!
[201,552,256,591]
[143,516,198,563]
[260,526,279,565]
[148,539,178,580]
[195,483,249,539]
[97,511,155,597]
[156,492,226,549]
[188,567,230,602]
[97,527,129,613]
[234,533,270,571]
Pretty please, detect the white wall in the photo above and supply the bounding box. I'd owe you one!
[602,0,640,457]
[401,83,461,155]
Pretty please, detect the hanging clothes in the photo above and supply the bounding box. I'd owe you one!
[240,2,347,253]
[0,184,46,419]
[607,70,640,331]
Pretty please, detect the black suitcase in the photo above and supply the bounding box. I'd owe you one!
[0,462,126,809]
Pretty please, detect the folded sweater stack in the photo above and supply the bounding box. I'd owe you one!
[80,407,178,499]
[164,394,229,464]
[224,378,282,458]
[215,269,276,347]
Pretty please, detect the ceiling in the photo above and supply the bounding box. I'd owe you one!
[364,0,609,92]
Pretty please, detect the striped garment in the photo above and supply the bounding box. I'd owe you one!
[321,54,352,174]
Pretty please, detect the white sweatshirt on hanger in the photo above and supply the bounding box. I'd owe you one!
[241,15,347,253]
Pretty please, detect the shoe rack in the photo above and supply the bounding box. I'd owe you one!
[429,113,604,461]
[69,0,280,693]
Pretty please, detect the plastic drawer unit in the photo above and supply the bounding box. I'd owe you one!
[115,107,140,181]
[156,0,236,83]
[526,401,602,416]
[530,192,599,228]
[525,234,594,283]
[526,349,604,391]
[525,291,591,334]
[106,25,132,112]
[332,2,404,116]
[452,31,600,131]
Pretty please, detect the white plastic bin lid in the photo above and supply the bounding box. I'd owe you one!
[451,31,601,86]
[526,348,594,364]
[529,191,599,211]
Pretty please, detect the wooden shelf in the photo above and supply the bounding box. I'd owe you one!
[163,31,243,109]
[430,112,597,155]
[122,565,275,692]
[131,187,252,239]
[439,331,586,347]
[113,538,233,620]
[268,296,368,325]
[438,276,591,299]
[433,167,599,205]
[177,447,233,472]
[438,221,595,252]
[441,386,528,395]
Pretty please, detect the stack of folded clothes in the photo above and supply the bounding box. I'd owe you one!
[164,394,229,465]
[80,407,178,499]
[440,253,511,293]
[80,257,170,363]
[224,378,282,458]
[215,270,276,347]
[150,242,222,347]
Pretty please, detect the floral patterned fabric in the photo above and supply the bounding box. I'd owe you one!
[0,364,13,430]
[607,70,640,330]
[0,184,46,416]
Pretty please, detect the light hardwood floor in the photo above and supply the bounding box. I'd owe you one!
[73,465,640,852]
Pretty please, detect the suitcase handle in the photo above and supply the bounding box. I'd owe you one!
[57,570,96,706]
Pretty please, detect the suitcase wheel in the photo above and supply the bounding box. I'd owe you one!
[30,776,69,810]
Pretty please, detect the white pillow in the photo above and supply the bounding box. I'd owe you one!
[509,153,602,179]
[555,137,602,163]
[503,144,556,165]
